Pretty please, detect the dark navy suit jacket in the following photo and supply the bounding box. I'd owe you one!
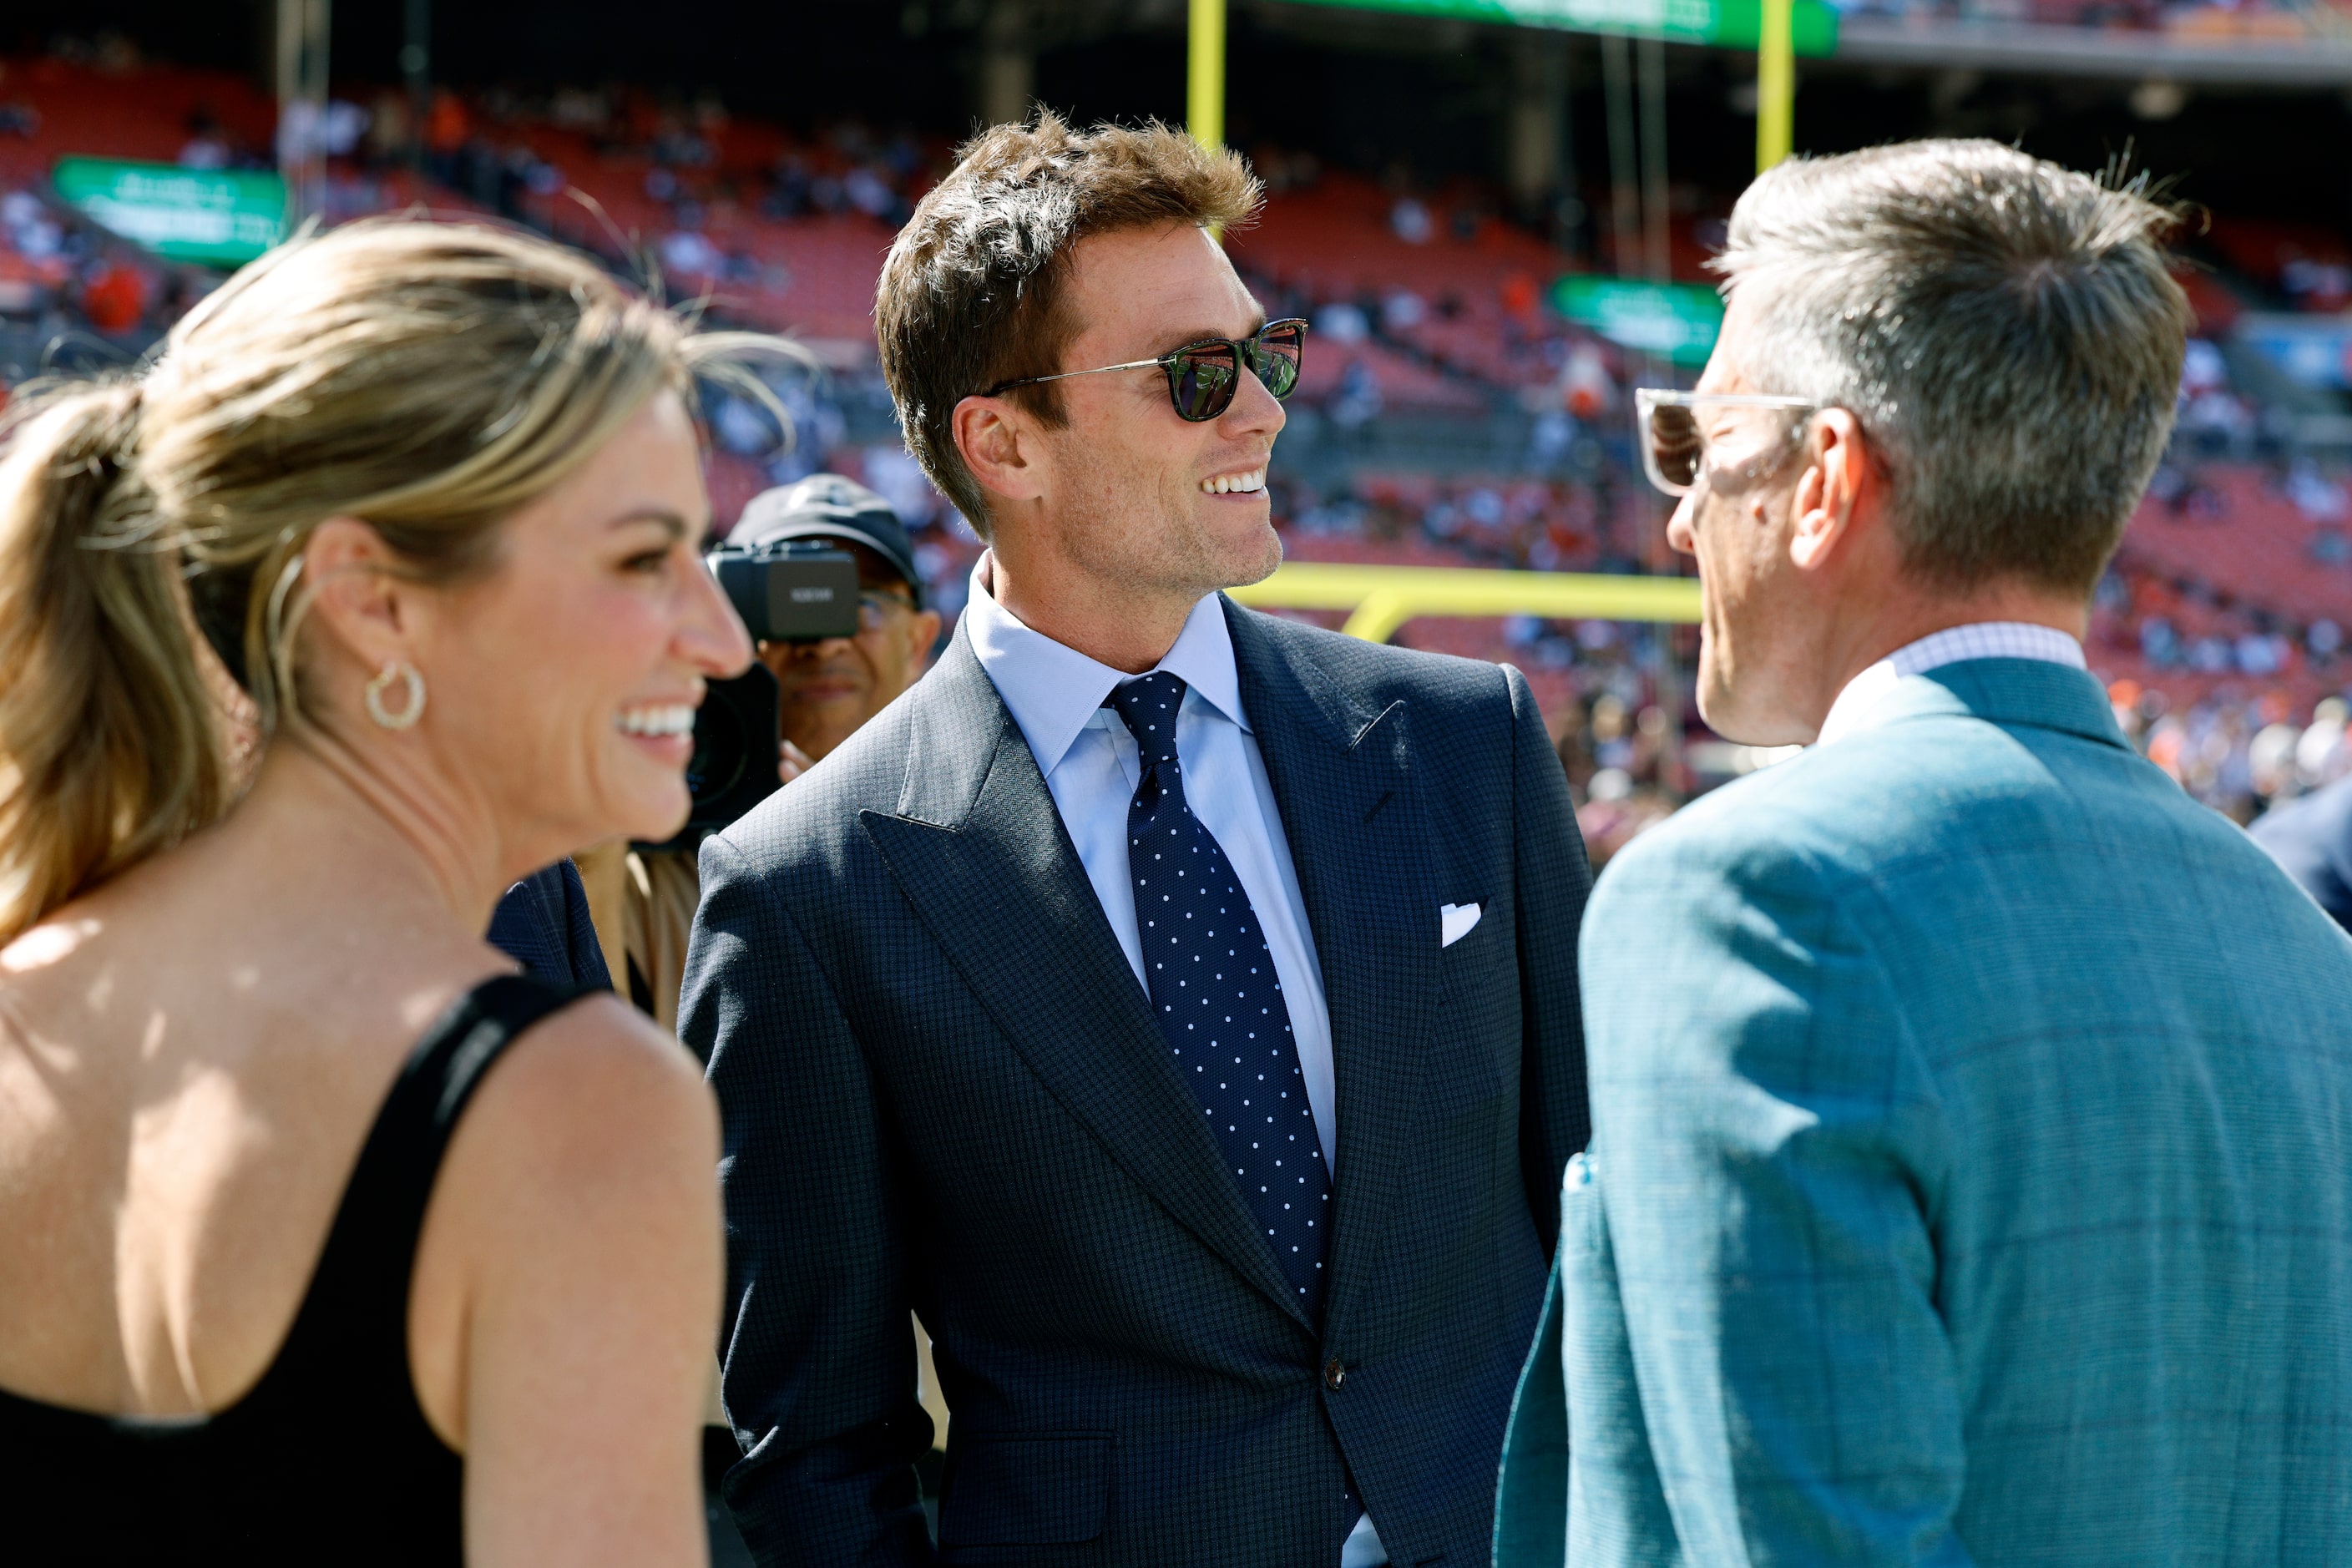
[680,599,1591,1567]
[2250,774,2352,933]
[486,859,612,989]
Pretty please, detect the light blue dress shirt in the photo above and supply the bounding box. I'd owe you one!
[963,559,1388,1566]
[963,561,1338,1169]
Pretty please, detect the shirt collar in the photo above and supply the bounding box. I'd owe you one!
[963,552,1247,776]
[1816,621,2086,747]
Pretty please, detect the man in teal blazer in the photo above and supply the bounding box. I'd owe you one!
[1498,140,2352,1565]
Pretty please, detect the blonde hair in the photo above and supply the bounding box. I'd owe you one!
[0,218,763,942]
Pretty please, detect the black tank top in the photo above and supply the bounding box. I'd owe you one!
[0,974,591,1565]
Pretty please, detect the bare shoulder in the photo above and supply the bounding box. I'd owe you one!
[459,994,717,1180]
[417,989,718,1289]
[408,993,719,1443]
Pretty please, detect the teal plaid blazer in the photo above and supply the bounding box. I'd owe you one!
[1495,658,2352,1566]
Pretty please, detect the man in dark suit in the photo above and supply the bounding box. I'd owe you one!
[2251,772,2352,933]
[680,111,1590,1568]
[485,858,610,988]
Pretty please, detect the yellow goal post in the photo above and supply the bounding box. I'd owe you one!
[1225,562,1702,645]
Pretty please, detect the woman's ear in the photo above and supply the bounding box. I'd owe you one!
[951,395,1045,505]
[300,517,412,668]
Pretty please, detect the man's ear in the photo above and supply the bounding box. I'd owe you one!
[905,608,943,667]
[1787,409,1872,573]
[301,516,414,669]
[951,394,1046,506]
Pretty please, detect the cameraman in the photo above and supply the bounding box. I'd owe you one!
[597,473,940,1029]
[757,475,944,777]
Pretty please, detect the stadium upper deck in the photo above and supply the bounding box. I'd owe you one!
[2,8,2349,822]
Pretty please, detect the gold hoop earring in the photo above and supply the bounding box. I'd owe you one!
[363,660,427,731]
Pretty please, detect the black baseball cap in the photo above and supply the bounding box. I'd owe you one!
[731,473,926,609]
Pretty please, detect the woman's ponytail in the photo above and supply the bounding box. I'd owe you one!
[0,215,768,943]
[0,382,227,943]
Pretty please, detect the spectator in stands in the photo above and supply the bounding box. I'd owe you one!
[1331,357,1383,435]
[1497,139,2352,1565]
[0,70,41,140]
[1390,194,1433,244]
[75,257,148,335]
[176,109,230,169]
[686,111,1590,1567]
[606,473,938,1032]
[2303,695,2351,782]
[762,152,814,220]
[364,90,409,166]
[0,219,758,1561]
[422,89,468,185]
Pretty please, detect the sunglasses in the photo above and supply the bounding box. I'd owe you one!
[986,319,1308,422]
[1635,388,1821,498]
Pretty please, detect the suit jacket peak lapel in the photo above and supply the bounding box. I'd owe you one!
[865,620,1317,1330]
[1222,599,1439,1341]
[1222,595,1393,753]
[892,620,1013,831]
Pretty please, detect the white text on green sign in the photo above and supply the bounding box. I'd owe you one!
[51,157,288,266]
[1280,0,1837,54]
[1551,276,1724,365]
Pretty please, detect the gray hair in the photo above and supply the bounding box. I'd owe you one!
[1713,139,2190,594]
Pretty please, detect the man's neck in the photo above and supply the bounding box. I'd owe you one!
[1799,581,2087,736]
[982,548,1203,675]
[234,740,510,936]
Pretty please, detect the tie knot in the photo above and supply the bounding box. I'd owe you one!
[1108,671,1188,771]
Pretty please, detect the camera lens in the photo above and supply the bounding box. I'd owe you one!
[686,688,749,807]
[636,662,780,852]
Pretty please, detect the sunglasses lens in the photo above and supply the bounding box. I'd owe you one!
[1648,404,1702,492]
[1170,345,1241,421]
[1251,323,1304,400]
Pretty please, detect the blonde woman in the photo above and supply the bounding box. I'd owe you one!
[0,221,758,1563]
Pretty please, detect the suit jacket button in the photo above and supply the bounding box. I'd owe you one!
[1323,1358,1347,1391]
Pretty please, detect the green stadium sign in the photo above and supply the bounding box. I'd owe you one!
[1286,0,1838,53]
[1551,276,1724,364]
[51,156,287,266]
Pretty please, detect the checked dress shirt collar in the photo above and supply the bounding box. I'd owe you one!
[1817,620,2086,748]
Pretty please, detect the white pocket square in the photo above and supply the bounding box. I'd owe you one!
[1439,902,1482,948]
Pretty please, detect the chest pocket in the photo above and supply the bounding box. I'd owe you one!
[938,1431,1112,1548]
[1425,893,1511,1113]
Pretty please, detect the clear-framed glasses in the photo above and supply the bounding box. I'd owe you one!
[1634,388,1821,498]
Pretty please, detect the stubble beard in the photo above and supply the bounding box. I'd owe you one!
[1062,479,1280,609]
[1692,631,1737,739]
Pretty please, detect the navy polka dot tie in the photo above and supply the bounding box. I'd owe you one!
[1110,671,1334,1323]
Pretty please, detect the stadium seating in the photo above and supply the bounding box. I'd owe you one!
[492,112,905,351]
[2,47,2345,795]
[1844,0,2319,32]
[1227,165,1707,402]
[0,55,275,186]
[2204,216,2352,312]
